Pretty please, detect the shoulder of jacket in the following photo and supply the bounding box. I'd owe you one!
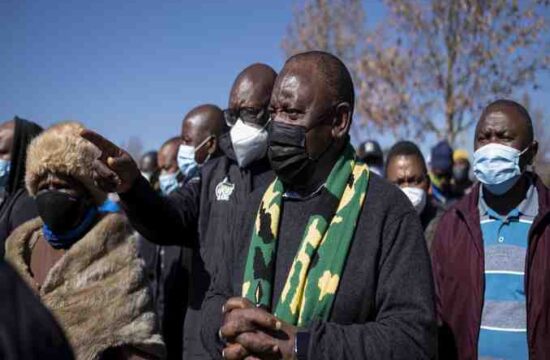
[4,217,42,288]
[365,174,417,222]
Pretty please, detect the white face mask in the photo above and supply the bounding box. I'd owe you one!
[230,118,269,168]
[401,187,427,214]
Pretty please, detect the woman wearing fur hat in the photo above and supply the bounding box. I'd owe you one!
[4,122,165,360]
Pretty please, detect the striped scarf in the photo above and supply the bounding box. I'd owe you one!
[242,144,370,326]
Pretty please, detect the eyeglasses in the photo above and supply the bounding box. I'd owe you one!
[223,107,270,127]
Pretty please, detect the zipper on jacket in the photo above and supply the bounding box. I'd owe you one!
[456,208,485,359]
[476,264,485,360]
[525,210,550,358]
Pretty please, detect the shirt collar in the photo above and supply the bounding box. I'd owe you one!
[283,183,325,201]
[478,175,538,218]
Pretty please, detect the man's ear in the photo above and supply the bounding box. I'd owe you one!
[525,140,538,166]
[331,102,352,139]
[207,135,218,155]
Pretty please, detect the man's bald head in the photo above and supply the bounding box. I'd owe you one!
[182,104,225,139]
[228,63,277,113]
[158,136,181,174]
[181,104,225,164]
[283,51,355,114]
[478,99,534,144]
[475,99,538,171]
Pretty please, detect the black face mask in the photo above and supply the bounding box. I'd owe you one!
[453,165,469,183]
[36,191,87,234]
[268,121,332,187]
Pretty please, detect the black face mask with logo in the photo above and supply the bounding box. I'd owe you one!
[267,121,333,188]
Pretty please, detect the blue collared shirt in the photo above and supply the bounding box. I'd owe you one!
[477,179,538,360]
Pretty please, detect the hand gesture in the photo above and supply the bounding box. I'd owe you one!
[81,129,141,193]
[220,298,297,360]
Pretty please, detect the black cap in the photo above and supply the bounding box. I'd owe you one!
[358,140,383,163]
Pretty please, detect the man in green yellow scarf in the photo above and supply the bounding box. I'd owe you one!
[202,51,436,360]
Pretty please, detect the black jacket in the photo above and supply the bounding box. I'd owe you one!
[0,259,74,359]
[0,117,42,257]
[120,133,274,359]
[138,234,191,360]
[201,174,437,359]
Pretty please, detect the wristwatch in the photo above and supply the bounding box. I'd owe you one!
[294,330,310,360]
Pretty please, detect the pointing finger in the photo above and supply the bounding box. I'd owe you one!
[81,129,122,160]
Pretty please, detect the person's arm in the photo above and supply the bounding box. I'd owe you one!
[200,234,235,359]
[80,130,200,247]
[206,211,437,360]
[119,176,200,247]
[305,211,437,360]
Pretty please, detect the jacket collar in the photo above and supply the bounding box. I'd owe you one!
[454,182,484,256]
[219,132,237,161]
[455,173,550,255]
[528,174,550,249]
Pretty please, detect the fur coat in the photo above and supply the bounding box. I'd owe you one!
[5,213,165,360]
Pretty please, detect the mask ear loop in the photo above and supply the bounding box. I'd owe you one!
[193,135,215,166]
[195,134,214,152]
[518,143,534,171]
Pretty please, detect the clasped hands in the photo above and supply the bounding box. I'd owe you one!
[219,297,297,360]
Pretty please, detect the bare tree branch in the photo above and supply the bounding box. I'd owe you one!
[282,0,549,146]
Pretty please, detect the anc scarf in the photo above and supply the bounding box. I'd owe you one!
[242,144,370,326]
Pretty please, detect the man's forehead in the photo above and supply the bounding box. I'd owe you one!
[394,154,423,169]
[0,120,15,131]
[483,110,516,124]
[479,108,525,131]
[273,67,317,103]
[159,143,179,165]
[388,155,422,179]
[231,76,254,100]
[181,119,200,139]
[161,141,179,154]
[183,112,208,129]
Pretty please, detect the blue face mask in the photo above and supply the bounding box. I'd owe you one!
[0,159,11,188]
[473,143,529,195]
[177,136,212,180]
[159,171,180,195]
[177,145,199,180]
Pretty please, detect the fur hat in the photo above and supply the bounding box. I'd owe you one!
[26,122,107,205]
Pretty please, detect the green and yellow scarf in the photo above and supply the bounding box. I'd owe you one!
[242,144,370,327]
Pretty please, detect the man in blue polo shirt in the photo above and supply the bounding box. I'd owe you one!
[478,179,537,359]
[432,99,550,359]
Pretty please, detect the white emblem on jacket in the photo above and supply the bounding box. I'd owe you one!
[216,177,235,201]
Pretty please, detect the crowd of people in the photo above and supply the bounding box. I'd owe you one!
[0,50,548,360]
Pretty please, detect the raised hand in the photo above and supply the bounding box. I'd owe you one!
[81,129,141,193]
